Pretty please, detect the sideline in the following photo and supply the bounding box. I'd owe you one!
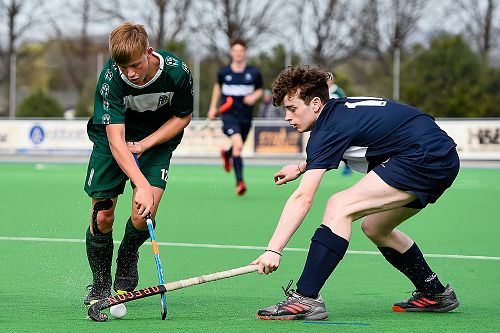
[1,236,499,261]
[1,156,500,168]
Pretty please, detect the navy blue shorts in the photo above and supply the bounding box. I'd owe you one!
[372,147,460,209]
[222,118,251,142]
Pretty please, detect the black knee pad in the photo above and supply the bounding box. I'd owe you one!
[92,199,113,236]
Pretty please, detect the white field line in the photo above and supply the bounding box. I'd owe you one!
[0,236,499,261]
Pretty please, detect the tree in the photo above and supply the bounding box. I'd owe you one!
[474,66,500,117]
[191,0,282,63]
[454,0,498,66]
[97,0,192,49]
[355,0,428,99]
[16,43,51,89]
[401,34,483,117]
[47,0,111,117]
[252,44,300,90]
[149,0,192,48]
[358,0,428,74]
[196,55,223,118]
[0,0,43,116]
[289,0,361,68]
[17,88,64,117]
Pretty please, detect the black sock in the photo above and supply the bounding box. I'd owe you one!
[86,226,113,287]
[233,156,243,182]
[378,243,445,295]
[225,148,233,158]
[296,225,349,298]
[117,217,151,259]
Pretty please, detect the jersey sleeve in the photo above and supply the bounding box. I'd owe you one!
[253,69,263,90]
[338,86,347,98]
[217,68,225,85]
[170,61,194,118]
[93,59,126,125]
[306,130,351,171]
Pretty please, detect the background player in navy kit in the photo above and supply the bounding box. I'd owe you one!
[326,71,351,176]
[208,39,263,195]
[252,65,460,320]
[83,22,193,305]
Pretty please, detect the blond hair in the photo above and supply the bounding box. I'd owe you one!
[109,22,149,65]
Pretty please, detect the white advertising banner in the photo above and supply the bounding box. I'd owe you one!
[172,120,251,157]
[0,119,499,161]
[0,120,91,155]
[437,119,500,160]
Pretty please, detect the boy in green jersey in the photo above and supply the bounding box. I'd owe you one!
[83,22,193,305]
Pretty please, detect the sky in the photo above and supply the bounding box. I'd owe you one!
[0,0,495,60]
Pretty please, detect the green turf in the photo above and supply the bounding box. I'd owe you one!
[0,162,498,332]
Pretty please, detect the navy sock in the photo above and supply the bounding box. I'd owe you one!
[86,226,113,287]
[225,148,233,158]
[296,225,349,298]
[378,243,445,295]
[233,156,243,182]
[117,217,151,259]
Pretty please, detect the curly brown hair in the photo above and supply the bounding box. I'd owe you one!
[272,65,329,107]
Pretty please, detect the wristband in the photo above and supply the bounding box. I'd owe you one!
[265,249,282,256]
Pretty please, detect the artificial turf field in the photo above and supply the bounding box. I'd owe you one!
[0,162,498,333]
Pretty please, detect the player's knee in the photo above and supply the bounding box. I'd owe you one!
[232,145,243,155]
[326,193,348,216]
[93,210,114,234]
[360,219,384,241]
[360,219,375,238]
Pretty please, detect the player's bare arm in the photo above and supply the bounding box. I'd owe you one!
[252,169,326,274]
[130,114,192,156]
[106,124,154,217]
[243,88,263,106]
[207,83,222,120]
[274,161,307,185]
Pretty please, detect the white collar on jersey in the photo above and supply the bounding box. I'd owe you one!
[120,51,164,89]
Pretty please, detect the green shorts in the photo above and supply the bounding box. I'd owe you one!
[84,147,173,199]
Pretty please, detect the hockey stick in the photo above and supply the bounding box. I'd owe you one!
[219,96,234,113]
[132,153,168,320]
[88,264,258,322]
[199,96,234,130]
[146,213,167,320]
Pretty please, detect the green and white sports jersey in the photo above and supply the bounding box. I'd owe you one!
[87,50,194,154]
[329,84,346,99]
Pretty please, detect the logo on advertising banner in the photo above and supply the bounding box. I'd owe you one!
[468,127,500,150]
[254,125,303,153]
[29,125,45,145]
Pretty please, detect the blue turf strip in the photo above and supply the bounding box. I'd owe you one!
[303,321,370,326]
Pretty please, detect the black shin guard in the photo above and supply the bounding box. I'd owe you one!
[117,217,151,258]
[378,243,445,295]
[85,226,113,288]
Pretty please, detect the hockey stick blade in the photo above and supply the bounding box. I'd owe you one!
[219,96,234,113]
[88,265,258,322]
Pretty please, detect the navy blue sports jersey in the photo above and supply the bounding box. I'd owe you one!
[305,97,457,173]
[217,65,263,120]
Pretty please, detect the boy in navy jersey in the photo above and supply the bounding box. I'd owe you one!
[208,39,263,195]
[252,65,460,320]
[83,22,193,305]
